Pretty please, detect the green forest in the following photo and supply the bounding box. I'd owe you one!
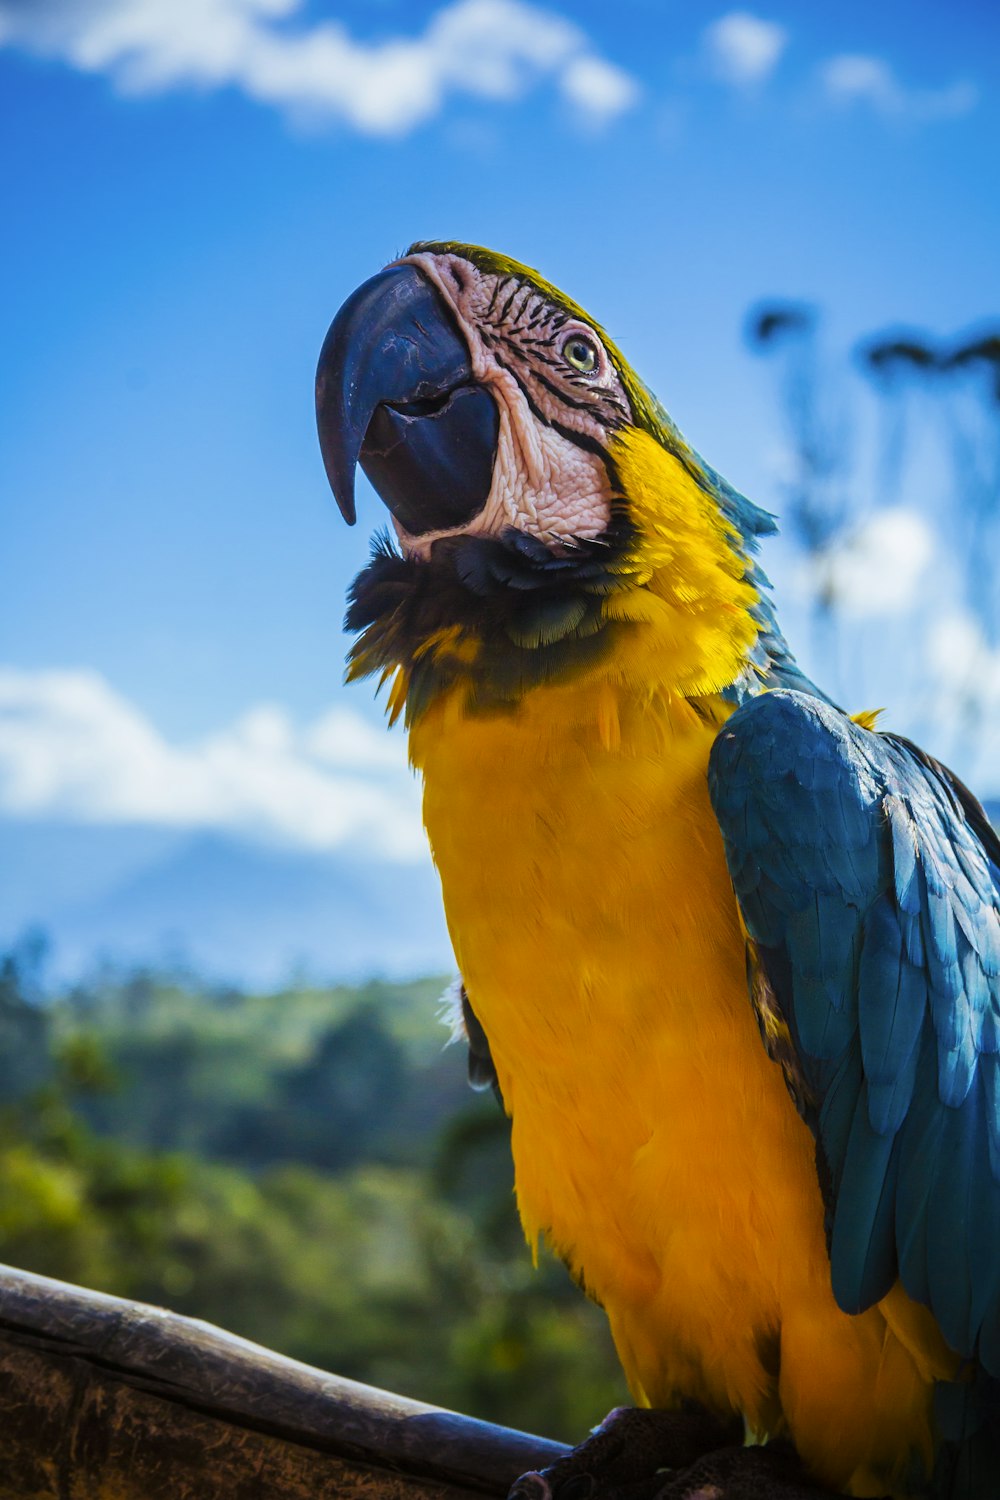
[0,940,624,1442]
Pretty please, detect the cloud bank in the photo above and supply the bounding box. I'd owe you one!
[0,667,427,860]
[821,54,977,123]
[0,0,639,134]
[697,15,977,127]
[2,1,977,136]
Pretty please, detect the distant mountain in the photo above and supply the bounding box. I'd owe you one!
[1,820,453,986]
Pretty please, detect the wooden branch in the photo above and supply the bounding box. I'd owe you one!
[0,1263,568,1499]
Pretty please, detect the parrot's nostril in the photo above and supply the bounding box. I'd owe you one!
[382,388,457,419]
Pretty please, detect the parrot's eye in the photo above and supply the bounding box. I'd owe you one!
[561,335,599,374]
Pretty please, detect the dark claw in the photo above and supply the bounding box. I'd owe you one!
[507,1405,744,1500]
[508,1413,852,1500]
[506,1472,594,1500]
[508,1476,555,1500]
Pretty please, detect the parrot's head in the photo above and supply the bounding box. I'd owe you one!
[316,243,780,724]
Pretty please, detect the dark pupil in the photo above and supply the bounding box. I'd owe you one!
[570,341,590,364]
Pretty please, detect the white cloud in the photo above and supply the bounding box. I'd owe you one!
[0,0,638,134]
[821,54,978,122]
[927,610,1000,687]
[559,53,641,123]
[809,506,934,618]
[0,667,427,861]
[924,610,1000,793]
[704,11,788,86]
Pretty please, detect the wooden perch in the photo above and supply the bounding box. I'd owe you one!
[0,1262,568,1499]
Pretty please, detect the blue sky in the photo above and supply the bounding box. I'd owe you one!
[2,0,999,935]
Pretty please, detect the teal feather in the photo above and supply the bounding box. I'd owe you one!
[829,1088,898,1312]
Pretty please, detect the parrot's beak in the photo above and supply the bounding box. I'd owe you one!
[315,264,500,532]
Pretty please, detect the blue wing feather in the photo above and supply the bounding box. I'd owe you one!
[829,1086,898,1311]
[708,689,1000,1372]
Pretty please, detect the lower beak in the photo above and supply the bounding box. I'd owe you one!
[315,264,499,534]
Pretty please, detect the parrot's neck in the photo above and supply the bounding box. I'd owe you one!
[604,427,824,708]
[345,426,822,729]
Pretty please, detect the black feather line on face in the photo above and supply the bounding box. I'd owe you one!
[490,350,619,446]
[345,514,637,720]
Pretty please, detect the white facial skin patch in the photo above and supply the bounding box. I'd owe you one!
[394,251,632,560]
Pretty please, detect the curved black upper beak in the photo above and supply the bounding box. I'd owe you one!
[315,264,499,533]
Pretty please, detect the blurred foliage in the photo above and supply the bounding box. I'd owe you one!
[745,297,851,562]
[747,304,1000,643]
[0,942,624,1441]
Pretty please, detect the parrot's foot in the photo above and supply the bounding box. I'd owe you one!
[508,1414,850,1500]
[507,1403,743,1500]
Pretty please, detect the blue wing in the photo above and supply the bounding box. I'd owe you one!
[708,689,1000,1373]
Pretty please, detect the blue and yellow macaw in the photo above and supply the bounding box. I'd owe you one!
[315,244,1000,1500]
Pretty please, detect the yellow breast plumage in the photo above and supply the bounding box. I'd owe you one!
[411,673,952,1498]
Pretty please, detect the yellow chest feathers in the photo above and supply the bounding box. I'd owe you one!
[411,684,807,1321]
[409,686,953,1498]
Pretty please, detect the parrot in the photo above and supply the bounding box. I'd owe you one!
[314,243,1000,1500]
